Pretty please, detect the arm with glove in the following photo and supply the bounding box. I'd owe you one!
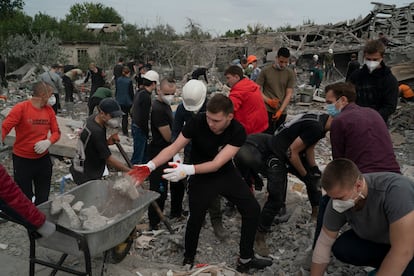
[272,88,293,121]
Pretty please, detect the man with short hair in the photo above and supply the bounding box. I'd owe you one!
[345,53,360,81]
[132,94,272,272]
[131,70,160,164]
[39,64,65,114]
[2,82,61,205]
[147,78,185,229]
[311,158,414,276]
[70,98,130,185]
[191,67,208,83]
[225,65,268,135]
[113,57,124,86]
[234,113,332,257]
[348,39,399,123]
[256,47,296,134]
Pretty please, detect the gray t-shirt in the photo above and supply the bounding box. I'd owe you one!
[324,172,414,244]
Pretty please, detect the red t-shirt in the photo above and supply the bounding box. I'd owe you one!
[2,100,61,159]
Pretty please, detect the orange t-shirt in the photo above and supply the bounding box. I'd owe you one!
[399,84,414,99]
[2,100,61,159]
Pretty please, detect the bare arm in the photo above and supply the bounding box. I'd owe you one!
[106,155,130,172]
[158,125,172,143]
[311,226,338,276]
[288,137,308,177]
[279,88,293,113]
[376,211,414,276]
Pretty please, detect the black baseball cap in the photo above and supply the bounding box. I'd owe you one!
[98,98,124,117]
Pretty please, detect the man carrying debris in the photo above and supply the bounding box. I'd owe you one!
[348,39,399,123]
[233,113,332,257]
[311,158,414,276]
[2,82,61,205]
[39,64,65,114]
[256,47,296,134]
[69,98,130,185]
[131,94,272,272]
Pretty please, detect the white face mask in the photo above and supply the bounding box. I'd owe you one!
[332,191,365,213]
[364,60,381,73]
[161,94,174,105]
[47,94,56,106]
[106,117,121,128]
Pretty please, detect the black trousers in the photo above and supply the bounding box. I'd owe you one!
[12,153,52,205]
[332,229,414,275]
[184,168,260,260]
[120,105,131,136]
[88,96,103,116]
[148,162,185,228]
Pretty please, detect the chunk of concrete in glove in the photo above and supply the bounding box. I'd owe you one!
[79,206,108,230]
[51,194,75,215]
[113,177,140,200]
[71,201,84,213]
[57,202,82,229]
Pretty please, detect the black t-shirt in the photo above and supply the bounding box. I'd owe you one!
[81,115,111,181]
[271,113,327,158]
[182,112,246,174]
[149,99,173,156]
[132,89,152,136]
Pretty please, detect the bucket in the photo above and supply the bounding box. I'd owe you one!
[301,94,312,103]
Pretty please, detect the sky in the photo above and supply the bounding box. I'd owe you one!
[24,1,412,35]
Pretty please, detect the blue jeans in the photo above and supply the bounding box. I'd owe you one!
[131,124,148,165]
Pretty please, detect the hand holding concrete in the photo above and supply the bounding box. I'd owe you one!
[37,220,56,238]
[128,161,156,185]
[34,139,51,154]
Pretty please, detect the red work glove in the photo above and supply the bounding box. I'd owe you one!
[128,161,156,186]
[272,110,283,120]
[265,98,280,109]
[106,133,120,145]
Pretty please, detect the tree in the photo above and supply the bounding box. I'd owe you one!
[5,32,66,67]
[31,13,60,35]
[247,23,274,35]
[0,0,24,18]
[223,29,246,38]
[183,18,211,40]
[65,2,123,24]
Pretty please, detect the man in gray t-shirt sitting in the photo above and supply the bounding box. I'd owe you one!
[311,158,414,276]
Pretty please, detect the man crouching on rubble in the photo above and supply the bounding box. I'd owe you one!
[234,113,332,257]
[311,158,414,276]
[134,94,272,272]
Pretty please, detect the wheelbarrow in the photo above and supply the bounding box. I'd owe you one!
[0,179,159,276]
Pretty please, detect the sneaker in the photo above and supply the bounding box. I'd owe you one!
[183,257,194,269]
[236,256,273,273]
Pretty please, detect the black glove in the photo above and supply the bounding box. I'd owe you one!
[309,166,322,178]
[303,172,320,185]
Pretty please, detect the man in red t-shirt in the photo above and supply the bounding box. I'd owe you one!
[2,82,61,205]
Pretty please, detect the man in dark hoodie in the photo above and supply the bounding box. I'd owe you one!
[348,39,398,123]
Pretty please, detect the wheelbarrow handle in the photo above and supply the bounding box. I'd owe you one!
[115,142,175,234]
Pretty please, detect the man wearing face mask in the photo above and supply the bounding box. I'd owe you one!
[256,47,296,134]
[131,70,160,165]
[311,158,414,276]
[69,98,130,185]
[2,82,61,205]
[348,39,398,123]
[309,82,401,263]
[146,77,186,230]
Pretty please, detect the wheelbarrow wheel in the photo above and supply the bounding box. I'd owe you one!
[107,229,136,264]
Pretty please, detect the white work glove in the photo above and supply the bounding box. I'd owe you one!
[173,153,183,163]
[163,162,195,182]
[34,139,52,154]
[37,220,56,238]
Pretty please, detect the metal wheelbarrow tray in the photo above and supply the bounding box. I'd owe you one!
[31,179,158,275]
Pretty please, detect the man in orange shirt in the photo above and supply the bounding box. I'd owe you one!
[2,81,61,205]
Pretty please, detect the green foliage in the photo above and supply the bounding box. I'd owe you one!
[31,13,60,34]
[65,2,123,24]
[277,24,296,32]
[246,23,274,35]
[223,29,246,38]
[0,0,24,18]
[5,32,66,67]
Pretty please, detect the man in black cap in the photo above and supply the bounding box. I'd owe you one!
[70,98,131,184]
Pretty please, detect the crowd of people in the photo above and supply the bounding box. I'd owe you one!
[1,35,414,274]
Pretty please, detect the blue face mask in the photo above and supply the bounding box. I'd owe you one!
[326,103,340,117]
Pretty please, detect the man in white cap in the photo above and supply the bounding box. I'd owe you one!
[323,49,335,81]
[131,70,160,164]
